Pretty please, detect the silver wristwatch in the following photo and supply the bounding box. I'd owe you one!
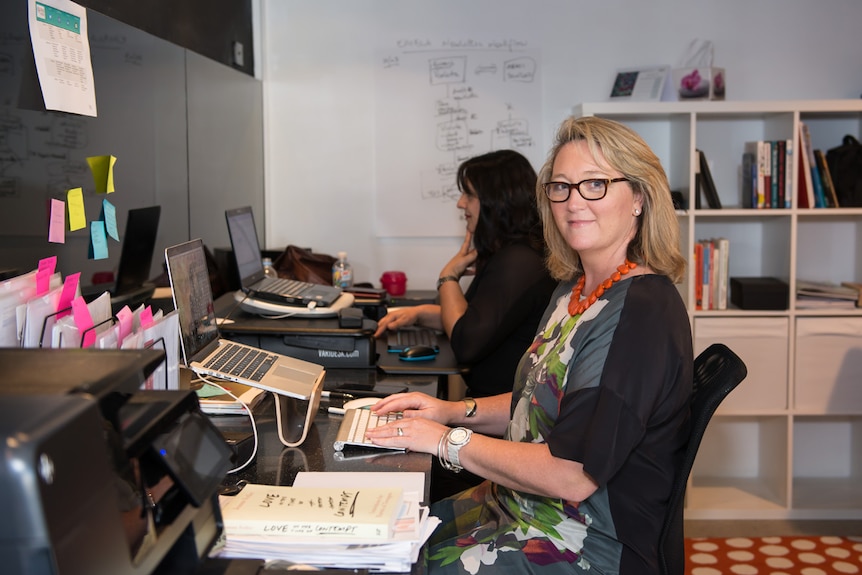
[446,427,473,470]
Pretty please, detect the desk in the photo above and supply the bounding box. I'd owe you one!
[209,291,466,391]
[200,369,436,574]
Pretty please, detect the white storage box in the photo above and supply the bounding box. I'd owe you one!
[694,317,788,412]
[795,317,862,413]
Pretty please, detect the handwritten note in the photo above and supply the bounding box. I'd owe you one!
[49,198,65,243]
[88,220,108,260]
[67,187,86,231]
[100,198,118,240]
[374,38,541,237]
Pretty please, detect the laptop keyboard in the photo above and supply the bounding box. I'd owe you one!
[387,327,439,352]
[333,408,404,451]
[204,342,275,382]
[259,277,313,297]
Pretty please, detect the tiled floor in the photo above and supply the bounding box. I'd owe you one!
[685,520,862,538]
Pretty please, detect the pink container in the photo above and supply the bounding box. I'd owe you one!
[380,271,407,296]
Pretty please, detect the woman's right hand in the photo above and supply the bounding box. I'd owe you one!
[373,306,421,338]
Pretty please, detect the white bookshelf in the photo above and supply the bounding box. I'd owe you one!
[576,100,862,520]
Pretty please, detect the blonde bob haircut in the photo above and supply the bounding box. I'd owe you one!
[537,115,686,284]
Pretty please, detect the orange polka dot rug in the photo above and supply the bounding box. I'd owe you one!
[686,535,862,574]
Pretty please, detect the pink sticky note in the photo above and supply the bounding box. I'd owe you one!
[139,306,154,329]
[49,199,66,243]
[56,272,81,319]
[116,305,133,344]
[71,296,95,347]
[36,256,57,296]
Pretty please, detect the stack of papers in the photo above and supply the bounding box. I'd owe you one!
[211,472,440,573]
[796,280,861,309]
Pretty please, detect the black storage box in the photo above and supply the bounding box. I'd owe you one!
[730,277,789,310]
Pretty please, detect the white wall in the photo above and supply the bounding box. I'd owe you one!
[261,0,862,290]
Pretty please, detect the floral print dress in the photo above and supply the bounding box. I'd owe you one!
[427,274,692,574]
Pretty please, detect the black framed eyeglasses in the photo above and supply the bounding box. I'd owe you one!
[542,178,630,202]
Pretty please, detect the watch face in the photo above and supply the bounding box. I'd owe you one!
[449,428,469,444]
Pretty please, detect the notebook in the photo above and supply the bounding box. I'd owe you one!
[165,238,325,401]
[225,206,342,308]
[83,205,161,305]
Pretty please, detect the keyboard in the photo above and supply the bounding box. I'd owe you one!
[203,342,274,382]
[386,327,440,353]
[258,277,314,297]
[333,407,405,451]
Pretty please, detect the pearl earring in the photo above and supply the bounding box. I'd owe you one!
[633,208,641,216]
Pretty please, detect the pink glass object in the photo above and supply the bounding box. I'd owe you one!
[380,271,407,296]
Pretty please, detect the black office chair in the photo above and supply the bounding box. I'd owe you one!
[658,343,748,575]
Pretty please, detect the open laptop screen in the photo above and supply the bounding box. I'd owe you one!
[225,206,266,288]
[165,239,220,365]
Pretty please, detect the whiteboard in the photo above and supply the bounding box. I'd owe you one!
[374,38,541,237]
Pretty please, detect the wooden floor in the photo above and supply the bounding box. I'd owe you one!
[685,520,862,538]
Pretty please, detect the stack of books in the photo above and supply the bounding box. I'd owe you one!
[694,237,730,310]
[741,139,793,209]
[795,280,862,309]
[212,472,439,572]
[797,122,841,209]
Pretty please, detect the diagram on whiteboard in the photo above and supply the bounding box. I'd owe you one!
[375,40,541,237]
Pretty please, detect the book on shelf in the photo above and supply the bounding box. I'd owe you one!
[797,124,815,209]
[696,149,722,209]
[743,140,768,208]
[767,140,784,208]
[694,242,704,310]
[814,149,840,208]
[742,151,756,209]
[800,122,827,208]
[715,237,730,310]
[783,137,793,208]
[220,484,404,540]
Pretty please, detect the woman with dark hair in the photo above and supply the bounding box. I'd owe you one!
[375,149,557,399]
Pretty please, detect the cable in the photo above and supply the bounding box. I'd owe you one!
[195,374,259,474]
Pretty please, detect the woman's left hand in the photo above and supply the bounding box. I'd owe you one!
[440,231,478,279]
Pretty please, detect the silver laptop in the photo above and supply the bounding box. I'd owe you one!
[165,238,325,400]
[225,206,342,308]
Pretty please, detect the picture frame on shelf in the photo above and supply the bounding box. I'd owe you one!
[608,66,670,101]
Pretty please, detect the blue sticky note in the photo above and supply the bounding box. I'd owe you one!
[89,220,109,260]
[101,199,119,241]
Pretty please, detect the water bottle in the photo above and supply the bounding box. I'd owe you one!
[332,251,354,288]
[262,257,278,278]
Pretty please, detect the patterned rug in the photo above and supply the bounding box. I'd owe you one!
[686,536,862,574]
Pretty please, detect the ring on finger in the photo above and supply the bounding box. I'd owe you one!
[397,427,404,437]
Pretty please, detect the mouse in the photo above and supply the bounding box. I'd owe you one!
[398,345,438,361]
[342,397,381,410]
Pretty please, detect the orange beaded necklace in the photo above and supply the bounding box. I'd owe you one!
[568,259,638,316]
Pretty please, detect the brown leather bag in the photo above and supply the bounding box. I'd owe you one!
[273,245,336,285]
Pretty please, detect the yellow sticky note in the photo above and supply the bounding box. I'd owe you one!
[86,155,117,194]
[67,187,86,231]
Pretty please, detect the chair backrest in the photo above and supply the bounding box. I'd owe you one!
[658,343,748,575]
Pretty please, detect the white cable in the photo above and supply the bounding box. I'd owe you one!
[196,374,259,474]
